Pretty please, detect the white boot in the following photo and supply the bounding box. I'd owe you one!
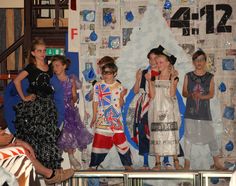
[68,154,81,170]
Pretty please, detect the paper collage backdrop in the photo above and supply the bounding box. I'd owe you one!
[68,0,236,172]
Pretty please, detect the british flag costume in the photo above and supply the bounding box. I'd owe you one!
[89,80,132,168]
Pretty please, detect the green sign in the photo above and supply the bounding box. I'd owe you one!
[46,48,64,56]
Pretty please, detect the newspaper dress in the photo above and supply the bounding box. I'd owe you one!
[149,80,180,156]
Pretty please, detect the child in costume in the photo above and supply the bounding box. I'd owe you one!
[182,49,226,170]
[13,38,64,170]
[132,48,158,169]
[89,62,132,170]
[51,55,93,170]
[149,45,181,170]
[86,56,120,101]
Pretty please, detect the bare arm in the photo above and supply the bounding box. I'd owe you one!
[170,79,178,97]
[90,101,98,128]
[148,81,155,99]
[169,68,178,97]
[119,88,127,107]
[133,69,142,94]
[14,70,35,102]
[12,139,36,159]
[0,130,13,146]
[13,71,28,101]
[145,72,155,99]
[71,77,77,104]
[182,74,189,98]
[0,130,36,159]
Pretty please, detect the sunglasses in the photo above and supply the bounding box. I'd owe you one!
[102,71,114,75]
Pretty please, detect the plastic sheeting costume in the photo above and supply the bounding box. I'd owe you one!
[57,75,93,151]
[184,71,218,160]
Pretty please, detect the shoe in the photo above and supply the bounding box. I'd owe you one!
[87,167,97,170]
[211,164,228,171]
[124,166,133,171]
[138,165,150,170]
[152,162,161,171]
[69,154,81,170]
[163,162,174,170]
[44,168,74,185]
[173,158,183,170]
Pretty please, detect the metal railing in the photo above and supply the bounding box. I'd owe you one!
[55,170,233,186]
[200,171,232,186]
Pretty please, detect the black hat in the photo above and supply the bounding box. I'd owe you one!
[156,45,177,65]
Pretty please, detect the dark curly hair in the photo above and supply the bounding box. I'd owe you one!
[51,55,71,70]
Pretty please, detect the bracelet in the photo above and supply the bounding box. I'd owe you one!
[9,137,16,144]
[174,77,179,81]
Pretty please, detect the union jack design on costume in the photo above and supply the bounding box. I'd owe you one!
[104,106,122,130]
[95,84,112,107]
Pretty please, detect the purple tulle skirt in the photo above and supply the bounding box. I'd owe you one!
[57,104,93,152]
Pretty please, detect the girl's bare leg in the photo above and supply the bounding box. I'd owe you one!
[68,149,81,170]
[173,155,182,170]
[152,155,161,170]
[184,159,190,170]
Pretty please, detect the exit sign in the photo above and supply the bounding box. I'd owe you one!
[46,48,64,56]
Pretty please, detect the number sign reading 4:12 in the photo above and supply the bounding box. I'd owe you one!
[170,4,232,36]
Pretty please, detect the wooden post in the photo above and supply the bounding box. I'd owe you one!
[6,9,15,70]
[24,0,32,65]
[18,8,24,69]
[55,0,59,30]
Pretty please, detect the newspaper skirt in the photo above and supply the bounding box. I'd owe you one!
[149,80,180,156]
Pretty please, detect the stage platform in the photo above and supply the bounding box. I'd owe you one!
[57,170,233,186]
